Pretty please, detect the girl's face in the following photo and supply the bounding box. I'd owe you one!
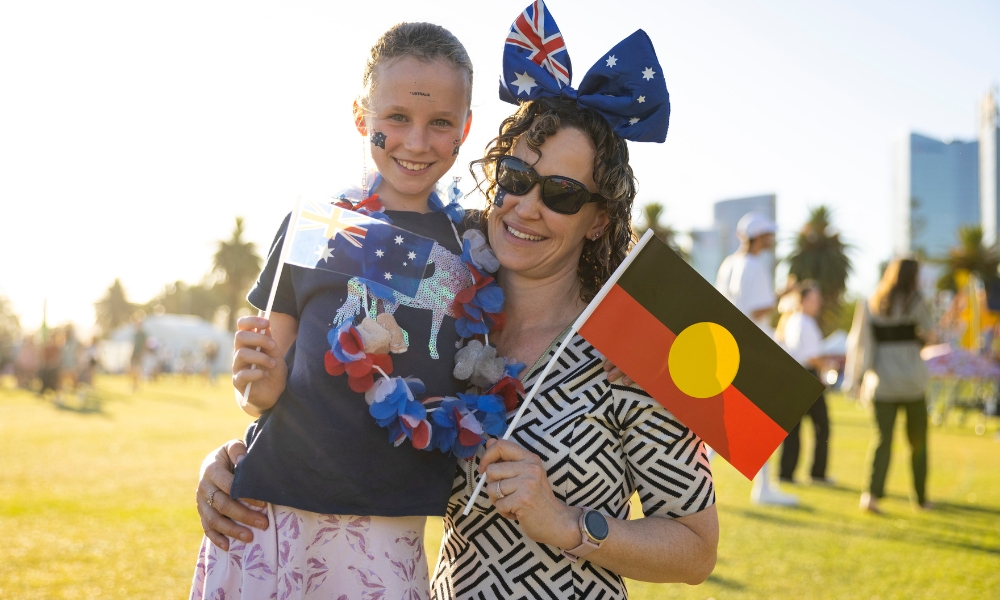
[358,57,472,210]
[488,127,609,286]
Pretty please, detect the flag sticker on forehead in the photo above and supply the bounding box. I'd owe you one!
[499,0,671,143]
[285,200,434,298]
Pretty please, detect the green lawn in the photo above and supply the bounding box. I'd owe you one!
[1,376,998,599]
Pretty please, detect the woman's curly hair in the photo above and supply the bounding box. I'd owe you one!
[470,97,637,302]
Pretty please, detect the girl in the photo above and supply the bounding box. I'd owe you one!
[191,22,480,600]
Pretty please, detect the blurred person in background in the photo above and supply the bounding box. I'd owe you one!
[845,258,935,513]
[60,325,81,391]
[716,212,798,506]
[775,280,833,485]
[15,335,39,389]
[38,330,64,399]
[202,340,219,385]
[129,315,148,392]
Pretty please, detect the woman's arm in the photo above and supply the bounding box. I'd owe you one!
[232,313,298,417]
[480,439,718,584]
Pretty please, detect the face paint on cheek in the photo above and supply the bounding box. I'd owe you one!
[452,140,461,156]
[494,189,506,208]
[370,131,386,149]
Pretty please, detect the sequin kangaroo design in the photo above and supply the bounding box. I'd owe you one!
[334,243,472,359]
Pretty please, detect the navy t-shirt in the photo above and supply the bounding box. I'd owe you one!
[231,209,470,517]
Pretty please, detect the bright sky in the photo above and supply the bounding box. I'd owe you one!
[2,0,998,333]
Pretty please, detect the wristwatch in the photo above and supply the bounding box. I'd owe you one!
[562,507,610,563]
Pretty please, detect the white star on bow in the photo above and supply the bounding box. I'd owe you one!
[394,235,404,245]
[642,67,655,81]
[407,251,416,260]
[511,71,537,95]
[384,272,393,280]
[606,55,617,68]
[375,249,385,258]
[628,117,640,125]
[637,95,646,103]
[314,244,334,262]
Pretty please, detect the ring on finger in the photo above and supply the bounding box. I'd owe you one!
[495,481,504,500]
[208,489,217,508]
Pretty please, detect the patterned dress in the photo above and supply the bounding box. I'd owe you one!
[431,333,715,599]
[191,506,428,600]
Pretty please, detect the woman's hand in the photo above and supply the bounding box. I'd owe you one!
[195,440,268,550]
[479,439,583,550]
[602,359,633,386]
[233,316,288,415]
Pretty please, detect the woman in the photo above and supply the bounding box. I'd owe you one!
[198,95,719,598]
[775,281,833,485]
[845,258,935,513]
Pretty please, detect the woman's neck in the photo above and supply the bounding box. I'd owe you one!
[498,264,587,339]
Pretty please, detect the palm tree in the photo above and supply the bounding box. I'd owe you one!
[213,217,262,331]
[937,225,1000,291]
[94,279,136,336]
[636,202,689,262]
[785,206,852,333]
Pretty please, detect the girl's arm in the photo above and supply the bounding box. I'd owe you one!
[479,439,718,584]
[232,313,298,417]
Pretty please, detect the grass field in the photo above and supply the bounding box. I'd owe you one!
[1,375,998,599]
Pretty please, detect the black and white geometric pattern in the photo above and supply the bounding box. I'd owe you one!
[431,334,715,599]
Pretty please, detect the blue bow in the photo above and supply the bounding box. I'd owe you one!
[499,0,670,143]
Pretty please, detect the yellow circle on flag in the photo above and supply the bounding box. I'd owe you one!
[668,322,740,398]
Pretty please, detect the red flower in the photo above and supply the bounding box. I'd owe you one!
[487,375,525,412]
[325,350,393,392]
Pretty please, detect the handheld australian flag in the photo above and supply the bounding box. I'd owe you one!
[285,199,434,298]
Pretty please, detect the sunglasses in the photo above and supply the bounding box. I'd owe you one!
[495,156,605,215]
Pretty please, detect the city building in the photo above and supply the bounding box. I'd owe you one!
[981,89,999,246]
[894,88,1000,257]
[893,133,980,258]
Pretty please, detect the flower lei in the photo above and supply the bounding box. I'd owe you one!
[324,177,525,460]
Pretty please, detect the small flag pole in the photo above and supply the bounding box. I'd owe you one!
[462,230,655,515]
[241,197,304,405]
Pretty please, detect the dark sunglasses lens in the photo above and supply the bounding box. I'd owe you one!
[542,178,587,214]
[497,159,534,195]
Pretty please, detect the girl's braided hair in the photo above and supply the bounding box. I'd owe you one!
[470,96,637,302]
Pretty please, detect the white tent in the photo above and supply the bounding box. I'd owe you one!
[101,314,233,374]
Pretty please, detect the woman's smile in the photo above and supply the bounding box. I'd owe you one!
[503,221,546,242]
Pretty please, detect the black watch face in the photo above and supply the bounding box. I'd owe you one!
[584,510,610,541]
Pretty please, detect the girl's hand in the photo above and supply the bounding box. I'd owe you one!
[233,316,287,414]
[479,439,583,550]
[603,359,633,386]
[195,440,268,550]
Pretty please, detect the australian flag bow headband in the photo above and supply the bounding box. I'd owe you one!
[500,0,669,143]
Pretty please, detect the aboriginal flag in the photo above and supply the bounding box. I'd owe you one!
[578,233,824,479]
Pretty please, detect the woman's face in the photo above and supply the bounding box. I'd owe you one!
[357,57,472,207]
[488,127,609,285]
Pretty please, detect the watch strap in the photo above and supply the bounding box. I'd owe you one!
[561,508,602,563]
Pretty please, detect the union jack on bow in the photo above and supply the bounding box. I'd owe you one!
[505,0,570,87]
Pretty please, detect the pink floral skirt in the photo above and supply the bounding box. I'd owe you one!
[190,504,429,600]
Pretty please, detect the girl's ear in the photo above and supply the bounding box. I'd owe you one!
[461,111,473,143]
[353,100,367,136]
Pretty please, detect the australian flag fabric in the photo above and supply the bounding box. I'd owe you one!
[499,0,670,143]
[285,200,434,299]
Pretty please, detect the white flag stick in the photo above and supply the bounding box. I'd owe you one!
[462,229,655,515]
[241,197,304,404]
